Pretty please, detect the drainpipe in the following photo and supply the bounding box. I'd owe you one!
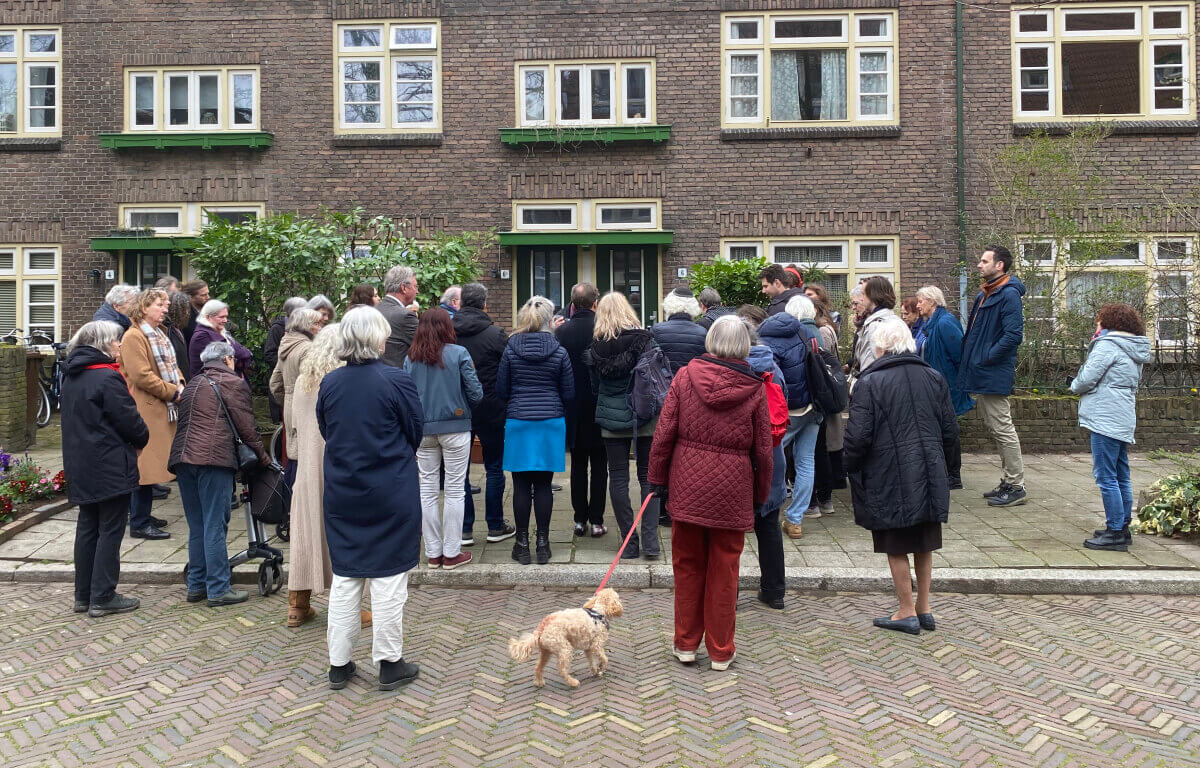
[956,0,969,320]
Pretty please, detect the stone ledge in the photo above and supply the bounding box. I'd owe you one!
[1013,120,1200,136]
[331,133,443,147]
[721,125,901,141]
[0,137,62,151]
[0,498,72,545]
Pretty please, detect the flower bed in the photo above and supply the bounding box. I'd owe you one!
[0,449,67,524]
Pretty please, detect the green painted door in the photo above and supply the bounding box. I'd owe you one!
[122,250,185,289]
[596,245,659,326]
[516,245,577,313]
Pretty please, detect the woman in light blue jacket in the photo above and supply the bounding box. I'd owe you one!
[404,308,483,570]
[1072,304,1151,553]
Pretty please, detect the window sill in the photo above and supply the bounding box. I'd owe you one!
[499,125,671,146]
[98,132,274,150]
[0,136,62,151]
[721,125,901,141]
[1013,121,1200,136]
[330,133,443,147]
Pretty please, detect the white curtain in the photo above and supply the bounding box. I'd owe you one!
[819,51,847,120]
[771,52,801,121]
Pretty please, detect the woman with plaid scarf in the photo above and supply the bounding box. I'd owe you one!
[120,288,185,541]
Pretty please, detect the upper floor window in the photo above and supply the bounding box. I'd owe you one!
[0,27,61,135]
[125,67,259,131]
[1012,3,1194,120]
[335,20,440,132]
[721,11,897,128]
[516,60,655,127]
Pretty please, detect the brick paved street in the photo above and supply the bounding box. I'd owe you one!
[2,584,1198,767]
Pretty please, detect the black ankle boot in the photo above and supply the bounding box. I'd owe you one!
[512,531,531,565]
[1084,528,1129,552]
[534,530,551,564]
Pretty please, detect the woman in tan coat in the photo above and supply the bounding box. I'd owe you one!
[286,324,370,628]
[268,308,322,450]
[120,288,184,540]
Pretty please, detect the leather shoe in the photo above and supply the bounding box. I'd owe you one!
[379,658,420,690]
[757,589,784,610]
[151,484,171,500]
[328,661,356,690]
[1093,525,1132,544]
[88,593,140,618]
[917,613,936,631]
[73,600,88,613]
[207,589,249,607]
[873,615,921,635]
[150,516,169,528]
[130,524,169,540]
[186,591,206,603]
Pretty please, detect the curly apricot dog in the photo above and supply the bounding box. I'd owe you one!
[508,588,624,688]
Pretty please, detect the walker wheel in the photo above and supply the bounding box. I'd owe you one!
[270,560,284,594]
[257,561,272,596]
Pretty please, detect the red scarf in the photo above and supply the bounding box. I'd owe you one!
[86,362,126,381]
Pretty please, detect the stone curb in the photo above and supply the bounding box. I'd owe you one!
[6,560,1200,595]
[0,499,73,545]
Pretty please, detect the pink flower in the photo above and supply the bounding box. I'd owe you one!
[39,478,48,484]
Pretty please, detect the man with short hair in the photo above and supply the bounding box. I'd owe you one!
[959,245,1028,507]
[696,287,734,330]
[439,285,462,317]
[154,275,181,293]
[378,266,420,366]
[93,285,139,332]
[556,282,608,538]
[760,263,806,316]
[452,282,516,545]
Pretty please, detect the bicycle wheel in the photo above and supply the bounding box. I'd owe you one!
[36,383,51,428]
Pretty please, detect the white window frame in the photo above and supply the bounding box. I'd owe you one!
[724,241,762,261]
[855,15,892,42]
[23,30,56,57]
[390,23,437,51]
[595,204,657,230]
[125,207,184,234]
[1020,240,1057,266]
[393,56,437,128]
[23,60,58,133]
[725,50,762,123]
[1151,5,1188,32]
[129,71,158,130]
[622,63,652,124]
[771,15,848,44]
[0,248,15,275]
[1151,40,1189,115]
[516,204,578,231]
[772,240,847,269]
[725,17,763,45]
[0,27,60,137]
[228,70,257,128]
[163,70,223,131]
[855,240,894,269]
[1153,237,1193,265]
[339,57,385,128]
[1014,10,1053,37]
[23,247,56,275]
[552,64,618,126]
[23,280,57,339]
[1060,8,1142,37]
[340,25,384,53]
[1085,240,1146,267]
[202,206,261,227]
[1015,43,1055,118]
[519,65,551,126]
[856,47,893,120]
[0,31,14,55]
[1155,271,1193,345]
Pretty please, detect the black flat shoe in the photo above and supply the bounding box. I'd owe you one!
[1084,529,1129,552]
[873,615,921,635]
[329,661,356,690]
[757,589,784,610]
[917,613,935,631]
[573,522,587,537]
[511,532,531,565]
[130,524,169,540]
[186,591,206,603]
[73,600,88,613]
[88,594,140,618]
[378,658,420,691]
[1093,525,1132,544]
[150,516,169,528]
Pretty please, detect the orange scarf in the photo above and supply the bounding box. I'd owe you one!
[980,273,1010,301]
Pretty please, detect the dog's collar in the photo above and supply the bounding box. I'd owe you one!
[584,607,608,628]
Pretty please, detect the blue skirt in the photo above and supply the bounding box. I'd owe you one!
[502,417,566,473]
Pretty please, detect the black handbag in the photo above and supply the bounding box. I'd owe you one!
[201,375,260,473]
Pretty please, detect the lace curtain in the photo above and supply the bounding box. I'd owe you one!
[771,50,845,120]
[819,51,846,120]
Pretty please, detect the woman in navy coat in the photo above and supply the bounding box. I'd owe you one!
[916,286,973,489]
[317,307,425,692]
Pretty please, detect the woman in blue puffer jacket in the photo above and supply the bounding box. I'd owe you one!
[1073,304,1151,553]
[496,296,574,565]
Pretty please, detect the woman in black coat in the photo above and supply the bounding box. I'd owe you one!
[843,317,959,635]
[60,320,150,618]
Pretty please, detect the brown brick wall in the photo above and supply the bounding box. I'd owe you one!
[0,346,27,452]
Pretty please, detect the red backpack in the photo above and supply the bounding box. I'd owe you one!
[760,371,790,446]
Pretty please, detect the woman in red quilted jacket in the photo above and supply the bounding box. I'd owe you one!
[649,315,774,670]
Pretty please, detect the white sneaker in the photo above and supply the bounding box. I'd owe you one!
[711,651,736,671]
[672,646,696,664]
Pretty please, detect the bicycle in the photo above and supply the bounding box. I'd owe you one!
[1,328,67,427]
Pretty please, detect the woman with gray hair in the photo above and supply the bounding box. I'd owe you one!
[651,286,707,376]
[169,341,270,608]
[61,320,149,617]
[843,316,959,635]
[188,299,253,380]
[307,294,336,325]
[648,315,774,669]
[496,296,574,565]
[264,296,310,422]
[917,286,972,488]
[317,307,425,691]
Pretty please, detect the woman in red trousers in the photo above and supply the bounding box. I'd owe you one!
[649,315,774,671]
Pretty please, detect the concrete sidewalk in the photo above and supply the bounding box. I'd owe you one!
[4,437,1200,593]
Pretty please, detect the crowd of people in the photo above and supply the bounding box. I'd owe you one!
[58,245,1152,683]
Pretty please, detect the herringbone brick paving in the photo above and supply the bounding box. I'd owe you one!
[2,585,1197,767]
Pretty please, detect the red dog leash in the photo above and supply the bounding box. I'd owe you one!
[594,491,657,596]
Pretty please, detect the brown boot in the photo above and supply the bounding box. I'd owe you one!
[286,590,317,627]
[360,610,373,628]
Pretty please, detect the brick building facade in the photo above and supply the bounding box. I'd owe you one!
[0,0,1196,340]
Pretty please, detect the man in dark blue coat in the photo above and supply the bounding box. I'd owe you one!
[958,245,1028,507]
[92,284,138,332]
[556,283,607,537]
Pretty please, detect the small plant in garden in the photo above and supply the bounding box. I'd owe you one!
[689,256,770,309]
[1135,451,1200,537]
[0,456,66,521]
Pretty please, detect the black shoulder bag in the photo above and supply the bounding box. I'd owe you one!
[200,375,260,473]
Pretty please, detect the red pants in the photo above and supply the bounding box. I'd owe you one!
[671,520,744,663]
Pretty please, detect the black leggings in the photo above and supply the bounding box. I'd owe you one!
[512,470,553,533]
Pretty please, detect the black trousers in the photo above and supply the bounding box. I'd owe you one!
[946,437,962,482]
[75,494,129,605]
[753,508,785,599]
[603,436,660,555]
[811,422,833,506]
[512,470,554,533]
[570,414,608,526]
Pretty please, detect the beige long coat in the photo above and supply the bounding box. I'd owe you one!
[268,331,313,447]
[286,383,333,594]
[120,324,180,486]
[819,323,846,452]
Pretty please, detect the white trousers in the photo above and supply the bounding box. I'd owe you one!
[416,431,471,559]
[327,571,409,665]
